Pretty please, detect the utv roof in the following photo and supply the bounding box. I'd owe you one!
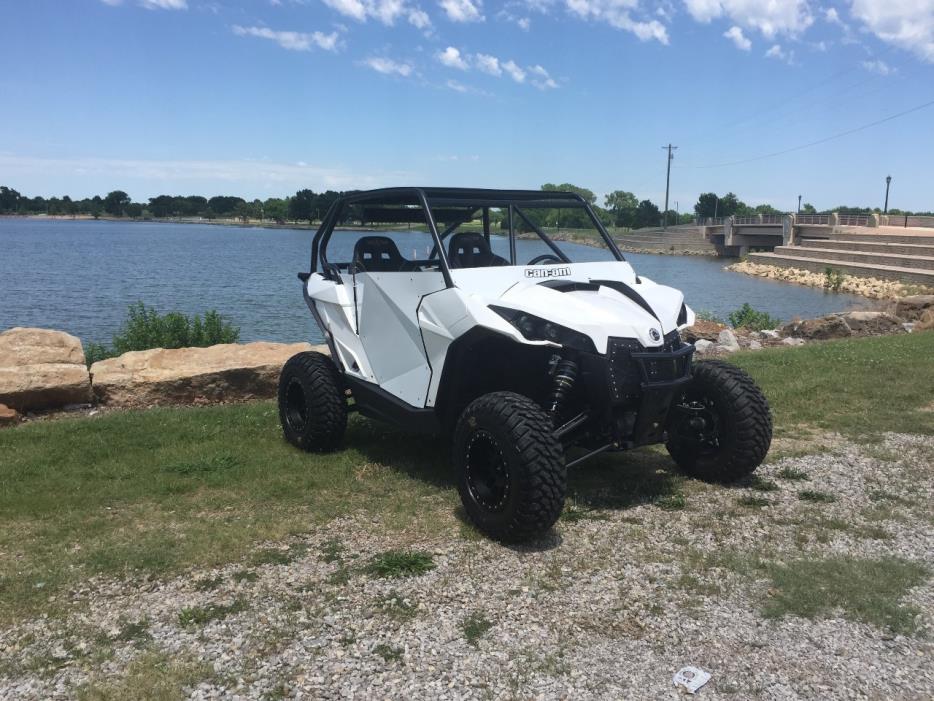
[338,187,590,206]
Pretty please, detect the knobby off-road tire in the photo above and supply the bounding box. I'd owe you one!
[278,351,347,452]
[666,359,772,482]
[453,392,566,542]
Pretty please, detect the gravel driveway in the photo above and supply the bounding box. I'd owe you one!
[2,433,932,700]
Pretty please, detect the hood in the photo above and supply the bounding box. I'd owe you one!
[452,261,686,354]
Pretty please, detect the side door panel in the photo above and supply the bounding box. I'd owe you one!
[356,271,446,407]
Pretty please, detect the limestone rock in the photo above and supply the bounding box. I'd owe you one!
[0,403,21,426]
[780,315,851,341]
[90,342,324,407]
[681,319,727,344]
[916,309,934,332]
[782,337,805,346]
[894,295,934,322]
[837,311,905,336]
[717,329,740,352]
[693,339,714,354]
[748,340,762,350]
[761,330,780,339]
[0,328,92,410]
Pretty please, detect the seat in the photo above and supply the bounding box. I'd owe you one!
[352,236,407,272]
[447,232,509,269]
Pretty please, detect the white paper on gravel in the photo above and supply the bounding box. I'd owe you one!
[672,666,711,694]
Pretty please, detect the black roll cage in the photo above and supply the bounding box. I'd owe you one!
[310,187,625,288]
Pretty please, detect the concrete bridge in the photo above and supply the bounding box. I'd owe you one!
[617,213,934,285]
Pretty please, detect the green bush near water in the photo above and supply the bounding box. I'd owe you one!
[727,303,782,331]
[85,302,239,366]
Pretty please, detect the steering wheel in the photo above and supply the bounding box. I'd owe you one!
[527,254,564,266]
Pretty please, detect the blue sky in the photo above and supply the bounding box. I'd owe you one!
[1,0,933,211]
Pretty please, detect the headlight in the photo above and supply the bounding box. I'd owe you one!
[489,305,596,353]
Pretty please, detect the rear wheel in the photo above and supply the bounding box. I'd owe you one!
[666,360,772,482]
[453,392,566,542]
[278,351,347,452]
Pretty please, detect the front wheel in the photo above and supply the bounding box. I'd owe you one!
[666,360,772,482]
[278,351,347,452]
[453,392,566,542]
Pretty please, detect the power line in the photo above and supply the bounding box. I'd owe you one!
[677,97,934,169]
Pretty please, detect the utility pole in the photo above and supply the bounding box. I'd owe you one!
[797,195,802,214]
[884,175,892,214]
[661,144,678,229]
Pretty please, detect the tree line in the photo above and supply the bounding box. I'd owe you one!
[1,184,929,228]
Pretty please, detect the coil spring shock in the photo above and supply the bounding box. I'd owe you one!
[549,358,579,416]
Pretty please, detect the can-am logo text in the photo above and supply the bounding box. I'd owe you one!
[524,267,571,278]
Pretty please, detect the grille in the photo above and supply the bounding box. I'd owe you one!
[606,331,691,402]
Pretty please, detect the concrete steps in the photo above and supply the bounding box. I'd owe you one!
[747,252,934,285]
[823,231,934,245]
[614,226,717,253]
[774,245,934,271]
[799,238,934,256]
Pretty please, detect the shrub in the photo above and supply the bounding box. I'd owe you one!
[824,267,845,292]
[86,302,239,366]
[728,303,781,331]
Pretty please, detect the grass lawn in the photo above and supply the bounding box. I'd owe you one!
[1,331,932,623]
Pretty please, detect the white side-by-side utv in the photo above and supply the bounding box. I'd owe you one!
[279,188,772,541]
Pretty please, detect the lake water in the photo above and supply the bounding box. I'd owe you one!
[0,218,871,345]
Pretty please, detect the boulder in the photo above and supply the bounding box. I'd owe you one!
[782,337,805,346]
[681,319,727,344]
[780,315,851,341]
[693,339,714,354]
[717,329,740,352]
[916,309,934,332]
[837,311,905,336]
[0,403,21,426]
[894,295,934,322]
[748,340,762,350]
[90,341,324,407]
[761,330,780,339]
[0,328,92,410]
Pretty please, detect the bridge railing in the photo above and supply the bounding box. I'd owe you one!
[838,214,870,226]
[732,215,785,225]
[796,214,830,225]
[880,214,934,228]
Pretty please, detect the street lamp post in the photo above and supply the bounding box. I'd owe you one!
[797,195,802,214]
[884,175,892,214]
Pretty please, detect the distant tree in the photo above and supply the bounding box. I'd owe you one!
[289,189,317,222]
[207,196,246,217]
[542,182,597,205]
[234,201,252,222]
[718,192,742,217]
[312,190,341,222]
[604,190,638,227]
[800,203,816,214]
[694,192,719,219]
[103,190,131,216]
[264,197,288,223]
[633,199,661,228]
[0,186,21,213]
[754,203,781,215]
[125,202,143,218]
[62,195,76,216]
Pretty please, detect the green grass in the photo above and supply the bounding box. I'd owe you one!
[365,550,435,579]
[737,495,771,508]
[777,467,810,481]
[77,651,213,701]
[763,556,928,634]
[730,332,934,439]
[1,333,932,623]
[798,490,837,504]
[460,612,493,647]
[177,599,247,627]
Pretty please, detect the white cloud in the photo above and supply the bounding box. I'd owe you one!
[528,64,558,89]
[362,56,413,76]
[683,0,813,38]
[824,7,842,25]
[446,79,469,92]
[474,53,502,75]
[437,46,470,69]
[320,0,432,28]
[861,58,895,74]
[0,153,411,194]
[140,0,187,8]
[439,0,484,22]
[232,26,341,51]
[764,42,794,63]
[723,24,751,50]
[565,0,669,44]
[849,0,934,63]
[517,16,531,29]
[502,59,526,82]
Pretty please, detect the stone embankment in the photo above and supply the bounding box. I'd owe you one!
[1,299,932,421]
[728,260,934,300]
[0,326,326,423]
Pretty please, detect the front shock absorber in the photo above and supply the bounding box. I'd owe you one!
[549,358,579,417]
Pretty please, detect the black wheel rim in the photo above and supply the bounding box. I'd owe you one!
[285,378,308,432]
[465,430,510,512]
[672,396,721,456]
